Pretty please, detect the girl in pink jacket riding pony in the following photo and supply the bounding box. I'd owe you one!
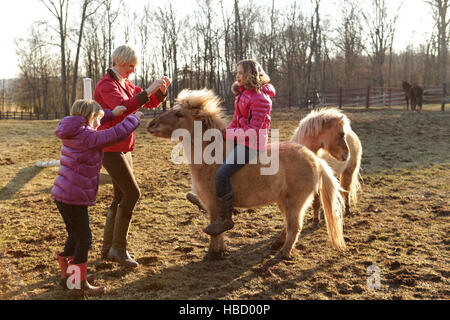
[204,59,276,236]
[51,100,143,297]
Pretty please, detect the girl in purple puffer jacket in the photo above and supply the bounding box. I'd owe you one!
[51,99,142,297]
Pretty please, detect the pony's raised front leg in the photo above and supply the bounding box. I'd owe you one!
[312,193,321,229]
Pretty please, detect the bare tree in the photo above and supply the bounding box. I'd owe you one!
[39,0,70,114]
[334,2,365,87]
[362,0,400,87]
[425,0,449,83]
[70,0,103,105]
[104,0,121,68]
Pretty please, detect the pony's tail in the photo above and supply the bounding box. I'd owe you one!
[318,159,347,251]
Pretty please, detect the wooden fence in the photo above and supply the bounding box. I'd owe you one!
[272,82,449,111]
[1,83,448,120]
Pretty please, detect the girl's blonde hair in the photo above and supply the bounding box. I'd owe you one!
[112,45,138,67]
[71,100,104,123]
[238,59,271,93]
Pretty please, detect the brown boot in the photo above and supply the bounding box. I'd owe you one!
[66,262,105,297]
[203,192,234,236]
[107,207,139,268]
[101,208,117,259]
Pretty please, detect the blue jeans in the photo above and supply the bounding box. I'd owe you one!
[216,144,257,197]
[55,201,92,264]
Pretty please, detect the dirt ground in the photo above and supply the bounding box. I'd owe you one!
[0,105,448,300]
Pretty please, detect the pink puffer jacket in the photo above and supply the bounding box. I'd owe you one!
[225,83,276,151]
[51,114,140,206]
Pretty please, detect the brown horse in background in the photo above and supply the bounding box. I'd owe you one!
[402,81,423,112]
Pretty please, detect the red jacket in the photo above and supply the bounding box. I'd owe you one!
[94,69,166,152]
[226,83,275,151]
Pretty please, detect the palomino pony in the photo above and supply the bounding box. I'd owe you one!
[147,89,346,260]
[402,81,424,112]
[291,108,362,228]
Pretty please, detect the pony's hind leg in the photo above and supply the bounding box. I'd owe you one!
[340,170,354,217]
[271,228,286,251]
[271,200,287,251]
[276,193,312,260]
[312,193,321,229]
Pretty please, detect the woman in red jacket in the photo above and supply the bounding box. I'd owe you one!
[94,45,171,268]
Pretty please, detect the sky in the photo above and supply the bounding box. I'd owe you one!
[0,0,435,79]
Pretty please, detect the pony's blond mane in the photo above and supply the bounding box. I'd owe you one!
[176,89,226,130]
[292,108,351,141]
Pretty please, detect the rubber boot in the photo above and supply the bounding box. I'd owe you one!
[101,208,117,259]
[66,261,105,297]
[57,252,95,290]
[203,191,235,236]
[107,207,139,268]
[186,192,206,211]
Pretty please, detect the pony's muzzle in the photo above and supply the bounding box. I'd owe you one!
[147,121,158,134]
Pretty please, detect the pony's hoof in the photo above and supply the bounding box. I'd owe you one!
[274,251,292,261]
[270,241,283,251]
[203,251,226,261]
[312,220,320,230]
[345,207,352,217]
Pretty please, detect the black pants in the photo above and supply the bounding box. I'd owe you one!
[55,201,92,264]
[216,145,257,197]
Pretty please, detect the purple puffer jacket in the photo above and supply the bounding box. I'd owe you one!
[51,114,140,206]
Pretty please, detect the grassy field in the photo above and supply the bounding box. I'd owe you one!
[0,105,448,300]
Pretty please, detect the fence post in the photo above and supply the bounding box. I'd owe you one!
[21,111,23,120]
[366,85,371,109]
[339,87,343,109]
[6,111,9,120]
[442,83,447,112]
[14,111,16,120]
[0,111,2,120]
[388,88,392,108]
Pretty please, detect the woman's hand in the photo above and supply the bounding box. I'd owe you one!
[146,79,167,96]
[160,76,171,94]
[112,105,127,117]
[135,111,144,119]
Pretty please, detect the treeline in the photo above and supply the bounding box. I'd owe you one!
[5,0,450,115]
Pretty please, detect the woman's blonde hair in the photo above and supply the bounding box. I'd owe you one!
[71,100,104,123]
[238,59,270,92]
[112,45,138,67]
